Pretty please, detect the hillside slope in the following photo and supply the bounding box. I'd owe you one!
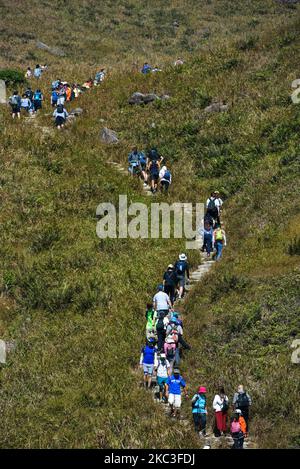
[0,0,299,448]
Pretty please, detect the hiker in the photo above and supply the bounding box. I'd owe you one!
[57,88,66,106]
[230,411,245,449]
[165,368,188,418]
[51,89,59,107]
[139,338,158,389]
[141,62,152,74]
[156,311,167,352]
[159,166,172,193]
[65,84,72,102]
[34,64,42,80]
[200,220,213,257]
[191,386,208,436]
[147,148,163,167]
[213,387,229,436]
[24,87,34,100]
[20,94,31,113]
[33,89,43,112]
[9,91,21,119]
[128,147,142,176]
[53,104,69,129]
[163,264,177,305]
[213,190,223,223]
[206,192,219,224]
[156,353,171,402]
[153,284,173,316]
[174,253,190,299]
[72,84,81,99]
[174,58,184,66]
[41,63,48,71]
[152,65,162,72]
[95,68,106,84]
[149,159,160,193]
[213,223,227,261]
[51,79,61,91]
[145,303,157,341]
[25,67,32,78]
[232,385,252,433]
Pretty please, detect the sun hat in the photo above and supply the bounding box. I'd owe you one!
[173,368,180,374]
[167,264,174,269]
[160,353,166,358]
[179,253,187,260]
[198,386,207,393]
[235,409,242,414]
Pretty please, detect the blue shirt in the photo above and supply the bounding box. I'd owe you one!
[142,345,157,365]
[167,375,186,395]
[192,394,207,414]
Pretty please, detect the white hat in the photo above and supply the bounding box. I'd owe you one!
[235,409,242,414]
[179,253,187,260]
[160,353,166,358]
[167,264,174,269]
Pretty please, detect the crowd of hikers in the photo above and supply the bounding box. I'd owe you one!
[8,66,106,128]
[139,192,250,448]
[128,147,172,193]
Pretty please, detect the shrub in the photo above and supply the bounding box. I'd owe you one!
[0,69,26,86]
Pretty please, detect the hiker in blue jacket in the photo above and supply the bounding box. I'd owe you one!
[9,91,21,119]
[200,220,214,257]
[139,338,158,389]
[174,253,190,299]
[192,386,208,436]
[165,368,188,418]
[33,89,43,112]
[141,62,152,74]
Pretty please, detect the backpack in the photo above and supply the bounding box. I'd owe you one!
[236,392,249,409]
[166,327,178,343]
[34,91,42,101]
[176,260,186,274]
[215,228,223,241]
[165,344,175,359]
[192,394,206,410]
[56,104,64,114]
[207,198,216,211]
[163,170,171,181]
[222,399,229,412]
[10,95,19,106]
[52,91,58,101]
[156,317,165,332]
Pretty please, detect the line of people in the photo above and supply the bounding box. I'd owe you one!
[200,190,227,260]
[8,87,44,119]
[128,147,172,193]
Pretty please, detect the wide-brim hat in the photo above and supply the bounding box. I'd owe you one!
[179,253,187,260]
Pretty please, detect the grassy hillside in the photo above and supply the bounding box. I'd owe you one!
[0,0,299,448]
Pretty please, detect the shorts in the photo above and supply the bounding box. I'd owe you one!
[177,275,185,287]
[157,376,168,387]
[150,172,159,182]
[55,116,65,126]
[12,105,21,113]
[34,100,42,110]
[168,393,181,408]
[143,364,154,375]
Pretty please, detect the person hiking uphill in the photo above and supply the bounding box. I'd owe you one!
[206,192,219,225]
[163,264,177,305]
[141,62,152,74]
[53,104,69,129]
[199,220,213,257]
[33,89,43,112]
[149,159,160,193]
[191,386,208,436]
[140,338,158,389]
[128,147,143,176]
[213,190,223,223]
[9,91,21,119]
[34,64,42,80]
[153,284,173,316]
[156,353,171,402]
[232,385,252,433]
[145,303,157,341]
[165,368,188,418]
[230,411,245,449]
[159,165,172,193]
[213,223,227,261]
[156,310,167,352]
[213,387,229,436]
[174,253,190,299]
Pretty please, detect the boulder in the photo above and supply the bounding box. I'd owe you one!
[0,339,6,364]
[100,127,119,144]
[69,108,83,116]
[36,41,65,57]
[0,80,6,104]
[204,101,229,113]
[128,92,160,105]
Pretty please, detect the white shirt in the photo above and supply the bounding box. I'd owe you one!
[214,198,223,212]
[153,291,170,311]
[157,359,170,378]
[213,394,228,412]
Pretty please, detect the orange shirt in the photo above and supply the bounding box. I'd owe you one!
[66,87,71,101]
[239,416,247,434]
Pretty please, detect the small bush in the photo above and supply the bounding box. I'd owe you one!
[288,236,300,256]
[0,69,26,86]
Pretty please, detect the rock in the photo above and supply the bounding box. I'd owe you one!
[128,92,159,105]
[204,101,229,113]
[0,80,6,104]
[36,41,65,57]
[291,78,300,89]
[69,107,83,116]
[100,127,119,144]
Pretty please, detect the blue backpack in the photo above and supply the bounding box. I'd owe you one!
[52,91,58,101]
[176,260,186,274]
[34,91,42,101]
[163,170,171,181]
[192,395,206,411]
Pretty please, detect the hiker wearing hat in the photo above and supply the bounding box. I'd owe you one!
[213,223,227,261]
[156,353,171,402]
[165,368,188,418]
[213,190,223,225]
[163,264,178,305]
[139,338,158,389]
[191,386,208,436]
[230,410,245,449]
[153,284,173,316]
[174,254,190,299]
